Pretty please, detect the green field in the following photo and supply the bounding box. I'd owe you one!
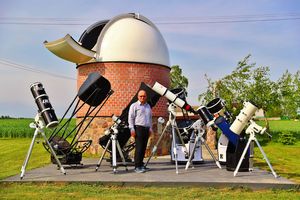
[0,183,299,200]
[0,119,299,199]
[0,118,35,138]
[0,118,76,138]
[0,138,50,180]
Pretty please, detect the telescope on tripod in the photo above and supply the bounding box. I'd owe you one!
[145,82,222,173]
[206,98,278,178]
[96,115,130,173]
[20,82,65,179]
[234,119,278,178]
[21,72,113,178]
[205,97,248,170]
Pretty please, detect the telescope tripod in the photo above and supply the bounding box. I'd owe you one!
[96,129,128,173]
[234,123,278,178]
[20,114,66,179]
[185,122,222,170]
[145,103,188,174]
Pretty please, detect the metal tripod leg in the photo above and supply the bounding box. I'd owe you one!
[171,122,190,174]
[20,128,39,179]
[233,135,252,177]
[233,135,278,178]
[200,136,222,169]
[116,139,128,171]
[144,120,170,167]
[20,128,66,179]
[111,134,117,173]
[174,125,189,157]
[171,125,179,174]
[249,141,254,171]
[254,138,278,178]
[111,133,128,173]
[95,138,111,171]
[96,133,128,173]
[185,134,221,170]
[185,134,200,170]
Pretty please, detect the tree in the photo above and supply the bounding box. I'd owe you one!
[170,65,189,90]
[199,54,278,117]
[276,70,300,118]
[294,71,300,113]
[247,66,279,113]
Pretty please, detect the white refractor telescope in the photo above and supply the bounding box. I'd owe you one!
[152,82,195,113]
[230,101,258,135]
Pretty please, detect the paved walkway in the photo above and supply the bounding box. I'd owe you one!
[3,149,296,189]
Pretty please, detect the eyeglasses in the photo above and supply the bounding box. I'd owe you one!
[139,95,146,97]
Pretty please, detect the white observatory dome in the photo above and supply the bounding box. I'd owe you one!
[44,13,170,67]
[95,13,170,66]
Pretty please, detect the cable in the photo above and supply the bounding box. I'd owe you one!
[0,13,300,25]
[156,17,300,25]
[0,58,76,81]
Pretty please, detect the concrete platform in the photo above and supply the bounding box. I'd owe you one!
[3,155,296,189]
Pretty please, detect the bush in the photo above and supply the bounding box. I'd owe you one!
[278,131,296,145]
[280,116,290,120]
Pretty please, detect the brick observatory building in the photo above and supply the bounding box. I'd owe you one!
[44,13,171,156]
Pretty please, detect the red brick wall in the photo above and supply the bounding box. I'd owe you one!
[77,62,170,118]
[76,62,171,156]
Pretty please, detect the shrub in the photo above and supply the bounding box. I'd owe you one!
[278,131,296,145]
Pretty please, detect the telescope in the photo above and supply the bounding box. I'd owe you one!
[46,72,113,165]
[152,82,195,113]
[205,97,239,145]
[152,82,220,127]
[30,82,58,129]
[230,101,258,135]
[207,97,232,122]
[21,82,65,179]
[195,106,214,127]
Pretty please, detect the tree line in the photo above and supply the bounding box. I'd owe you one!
[171,54,300,118]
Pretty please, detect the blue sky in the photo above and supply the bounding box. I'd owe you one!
[0,0,299,117]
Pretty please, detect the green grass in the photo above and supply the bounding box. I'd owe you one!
[0,118,76,138]
[0,118,34,138]
[265,120,300,132]
[0,138,50,180]
[0,183,299,200]
[0,120,299,199]
[254,141,300,183]
[255,120,300,142]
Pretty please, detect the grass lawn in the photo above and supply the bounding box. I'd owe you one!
[265,120,300,133]
[254,120,300,183]
[0,183,299,200]
[0,120,299,199]
[0,138,50,180]
[254,141,300,183]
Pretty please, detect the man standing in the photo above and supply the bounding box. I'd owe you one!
[128,90,152,173]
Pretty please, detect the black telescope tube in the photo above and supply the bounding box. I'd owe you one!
[30,82,58,128]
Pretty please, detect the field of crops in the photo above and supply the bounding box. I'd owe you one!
[0,118,76,138]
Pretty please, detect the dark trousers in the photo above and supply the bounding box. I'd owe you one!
[134,125,149,168]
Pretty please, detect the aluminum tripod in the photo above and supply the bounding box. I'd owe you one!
[20,114,66,179]
[185,120,222,170]
[95,127,128,173]
[144,103,188,174]
[234,120,278,178]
